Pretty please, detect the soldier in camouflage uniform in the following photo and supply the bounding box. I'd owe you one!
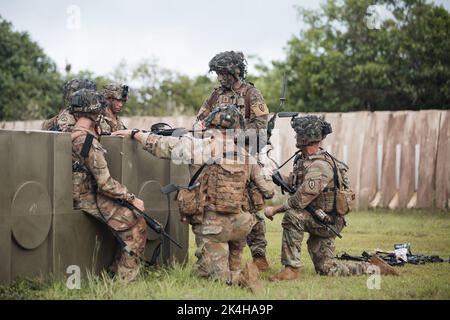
[265,115,399,281]
[100,83,128,133]
[69,88,147,283]
[42,79,97,132]
[196,51,273,271]
[113,105,270,292]
[42,80,128,134]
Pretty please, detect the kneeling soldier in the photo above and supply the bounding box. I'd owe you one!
[113,105,269,292]
[265,115,399,281]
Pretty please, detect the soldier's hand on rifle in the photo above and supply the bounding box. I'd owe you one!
[131,197,145,212]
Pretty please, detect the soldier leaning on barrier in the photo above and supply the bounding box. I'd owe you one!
[265,115,399,281]
[69,88,147,283]
[195,51,273,271]
[100,83,128,133]
[113,105,270,292]
[42,79,128,134]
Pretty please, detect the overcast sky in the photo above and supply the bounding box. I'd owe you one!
[1,0,449,78]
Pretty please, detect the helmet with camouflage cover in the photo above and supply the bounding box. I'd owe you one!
[208,51,247,80]
[68,89,106,118]
[205,104,245,130]
[63,79,97,105]
[102,83,129,101]
[291,115,332,148]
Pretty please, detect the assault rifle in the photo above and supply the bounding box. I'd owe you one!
[115,199,183,249]
[306,206,342,239]
[336,251,448,266]
[150,123,194,137]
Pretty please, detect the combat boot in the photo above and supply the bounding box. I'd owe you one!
[269,266,299,282]
[253,256,270,271]
[369,255,399,276]
[239,262,262,293]
[116,254,141,284]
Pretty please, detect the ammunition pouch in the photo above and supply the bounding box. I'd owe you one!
[176,188,205,217]
[336,189,356,215]
[247,184,265,212]
[176,164,206,218]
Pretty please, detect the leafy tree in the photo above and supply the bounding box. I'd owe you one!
[0,16,62,120]
[259,0,450,112]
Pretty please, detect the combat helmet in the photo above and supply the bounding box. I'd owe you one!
[102,83,129,101]
[63,79,97,105]
[205,104,245,130]
[208,51,247,80]
[68,89,106,118]
[291,115,332,148]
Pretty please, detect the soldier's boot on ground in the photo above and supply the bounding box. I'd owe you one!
[116,253,141,284]
[253,256,270,272]
[269,266,300,282]
[239,262,262,293]
[369,255,399,276]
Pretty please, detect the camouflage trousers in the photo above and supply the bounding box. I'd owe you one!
[281,209,372,276]
[246,212,267,258]
[192,210,255,284]
[79,194,148,283]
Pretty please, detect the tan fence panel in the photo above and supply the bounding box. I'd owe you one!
[435,111,450,209]
[416,110,441,208]
[397,112,418,208]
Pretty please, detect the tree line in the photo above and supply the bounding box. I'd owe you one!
[1,0,449,121]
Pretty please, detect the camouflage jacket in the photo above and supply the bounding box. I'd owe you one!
[72,126,134,216]
[196,82,269,131]
[41,107,76,132]
[247,162,275,213]
[99,114,127,134]
[285,149,349,212]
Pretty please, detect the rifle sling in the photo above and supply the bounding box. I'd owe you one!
[80,133,94,158]
[188,163,207,187]
[325,152,341,222]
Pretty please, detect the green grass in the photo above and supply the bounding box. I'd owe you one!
[1,210,449,300]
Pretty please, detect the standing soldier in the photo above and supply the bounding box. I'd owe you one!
[196,51,273,271]
[69,88,147,283]
[265,115,399,281]
[113,105,266,292]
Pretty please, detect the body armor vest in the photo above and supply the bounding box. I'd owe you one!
[292,152,350,213]
[211,84,254,122]
[203,163,249,214]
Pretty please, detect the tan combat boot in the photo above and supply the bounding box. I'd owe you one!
[116,254,141,284]
[253,256,270,272]
[269,266,300,282]
[369,255,399,276]
[240,262,262,293]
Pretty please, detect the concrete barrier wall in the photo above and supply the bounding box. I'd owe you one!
[2,110,449,210]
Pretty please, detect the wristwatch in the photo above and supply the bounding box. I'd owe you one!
[131,128,140,140]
